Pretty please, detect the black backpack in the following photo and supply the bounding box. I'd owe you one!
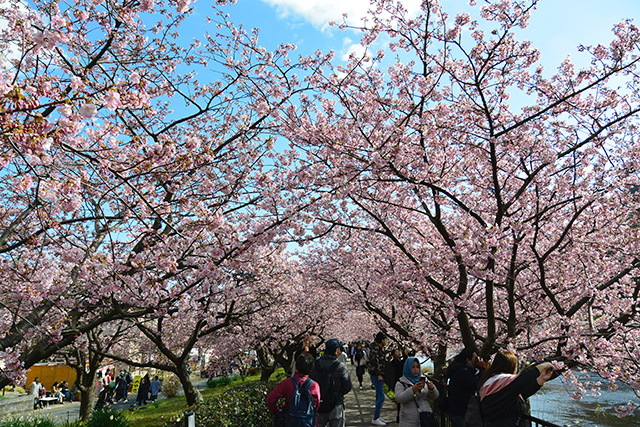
[314,360,340,413]
[355,349,364,363]
[463,392,483,427]
[276,377,316,427]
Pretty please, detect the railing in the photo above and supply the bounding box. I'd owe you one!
[436,412,565,427]
[524,414,565,427]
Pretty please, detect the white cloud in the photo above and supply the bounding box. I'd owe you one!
[260,0,422,29]
[341,42,368,62]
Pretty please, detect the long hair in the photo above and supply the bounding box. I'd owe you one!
[479,349,518,388]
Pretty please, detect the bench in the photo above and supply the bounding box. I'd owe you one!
[38,396,58,407]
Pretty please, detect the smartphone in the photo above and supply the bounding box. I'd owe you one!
[419,376,427,383]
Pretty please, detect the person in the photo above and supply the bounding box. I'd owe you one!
[136,374,150,406]
[51,381,64,404]
[95,383,111,410]
[389,349,404,422]
[310,338,352,427]
[124,370,133,400]
[102,370,115,404]
[367,332,387,425]
[29,377,43,409]
[150,376,162,401]
[353,342,368,390]
[394,357,439,427]
[350,343,356,365]
[292,332,319,375]
[338,346,348,365]
[479,349,554,427]
[115,371,128,402]
[267,352,321,421]
[60,380,72,402]
[447,348,485,427]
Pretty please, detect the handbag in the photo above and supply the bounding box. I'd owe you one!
[414,394,437,427]
[418,410,437,427]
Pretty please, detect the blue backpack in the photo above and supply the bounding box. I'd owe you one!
[279,377,316,427]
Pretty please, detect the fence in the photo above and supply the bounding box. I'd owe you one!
[436,412,565,427]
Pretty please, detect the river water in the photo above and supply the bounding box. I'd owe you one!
[529,376,640,426]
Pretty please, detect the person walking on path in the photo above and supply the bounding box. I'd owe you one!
[353,342,368,390]
[311,338,353,427]
[124,370,133,400]
[367,332,388,426]
[447,348,485,427]
[136,374,150,407]
[115,372,128,402]
[267,352,321,423]
[479,350,553,427]
[150,376,162,401]
[394,357,439,427]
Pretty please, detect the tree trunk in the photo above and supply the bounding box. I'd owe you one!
[432,343,448,417]
[176,364,202,406]
[260,363,276,382]
[77,367,98,421]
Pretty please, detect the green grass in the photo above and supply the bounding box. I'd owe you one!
[127,369,286,427]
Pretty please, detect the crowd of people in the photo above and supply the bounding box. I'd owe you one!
[28,367,163,412]
[95,369,161,410]
[267,332,554,427]
[28,377,72,409]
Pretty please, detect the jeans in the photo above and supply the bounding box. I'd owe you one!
[371,375,385,419]
[317,403,345,427]
[356,365,366,386]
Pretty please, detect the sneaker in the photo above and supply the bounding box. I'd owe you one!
[372,419,386,426]
[379,417,389,423]
[359,385,363,390]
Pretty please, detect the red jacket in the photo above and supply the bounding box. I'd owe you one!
[266,373,321,416]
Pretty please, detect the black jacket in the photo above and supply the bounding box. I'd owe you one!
[310,355,352,406]
[447,360,480,416]
[480,368,541,426]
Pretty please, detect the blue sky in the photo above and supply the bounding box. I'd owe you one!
[190,0,640,73]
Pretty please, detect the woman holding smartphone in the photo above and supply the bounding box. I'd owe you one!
[394,357,439,427]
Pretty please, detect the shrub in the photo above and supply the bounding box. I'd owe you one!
[164,381,277,427]
[205,375,238,389]
[162,375,181,398]
[246,367,261,377]
[0,416,57,427]
[85,409,129,427]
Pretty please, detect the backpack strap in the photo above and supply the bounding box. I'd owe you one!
[301,378,313,391]
[291,377,300,389]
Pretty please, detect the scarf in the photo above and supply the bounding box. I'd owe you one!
[479,373,519,401]
[403,357,422,384]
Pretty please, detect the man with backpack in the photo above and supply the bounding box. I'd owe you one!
[310,338,352,427]
[268,352,321,427]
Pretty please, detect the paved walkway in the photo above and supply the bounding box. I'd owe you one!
[344,363,399,426]
[5,365,399,426]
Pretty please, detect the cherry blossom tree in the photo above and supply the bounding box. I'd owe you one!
[280,0,640,410]
[0,0,325,390]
